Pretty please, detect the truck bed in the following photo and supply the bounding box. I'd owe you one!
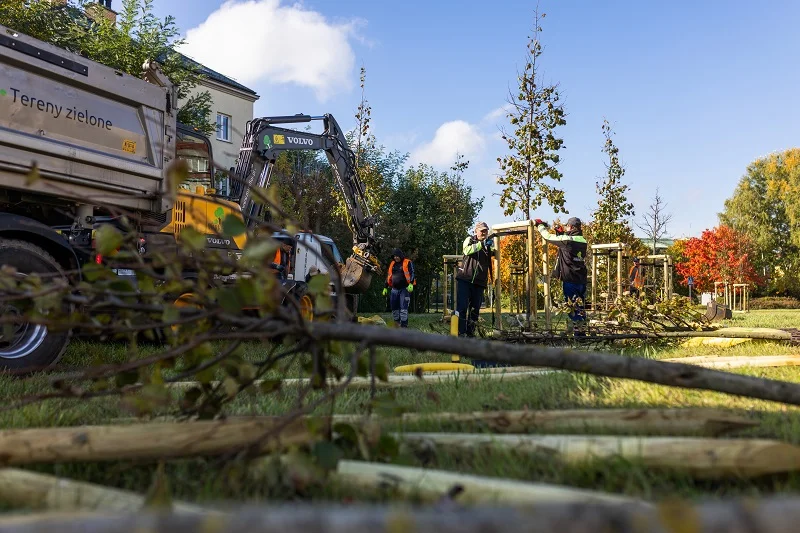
[0,24,175,215]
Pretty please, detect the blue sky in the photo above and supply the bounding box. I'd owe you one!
[146,0,800,239]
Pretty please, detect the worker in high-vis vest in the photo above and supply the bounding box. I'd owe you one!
[382,248,416,328]
[629,257,644,298]
[271,241,293,281]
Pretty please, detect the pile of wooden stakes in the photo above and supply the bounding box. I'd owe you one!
[7,356,800,531]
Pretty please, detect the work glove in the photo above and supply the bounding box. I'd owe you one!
[483,237,494,250]
[407,284,414,293]
[382,288,388,296]
[554,224,564,235]
[534,218,548,227]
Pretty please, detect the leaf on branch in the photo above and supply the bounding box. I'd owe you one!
[259,380,282,394]
[311,441,344,471]
[143,463,174,510]
[167,159,189,193]
[95,224,123,256]
[306,273,331,296]
[222,376,240,398]
[242,239,279,263]
[25,163,41,186]
[178,227,207,251]
[221,213,247,237]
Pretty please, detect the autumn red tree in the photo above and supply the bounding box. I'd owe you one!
[674,225,762,292]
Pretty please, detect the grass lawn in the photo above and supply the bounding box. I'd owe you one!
[3,309,800,506]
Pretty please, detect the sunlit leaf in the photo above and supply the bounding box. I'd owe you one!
[95,224,123,256]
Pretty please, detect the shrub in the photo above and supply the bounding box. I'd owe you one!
[750,297,800,310]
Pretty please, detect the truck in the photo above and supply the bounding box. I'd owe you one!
[0,24,381,371]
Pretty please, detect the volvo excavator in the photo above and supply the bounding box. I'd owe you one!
[157,113,382,297]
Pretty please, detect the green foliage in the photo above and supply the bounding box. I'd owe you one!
[0,0,214,135]
[749,296,800,310]
[720,149,800,297]
[375,155,483,313]
[497,8,567,220]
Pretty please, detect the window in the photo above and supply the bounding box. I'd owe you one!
[216,113,231,142]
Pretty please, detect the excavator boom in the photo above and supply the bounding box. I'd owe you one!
[231,114,380,293]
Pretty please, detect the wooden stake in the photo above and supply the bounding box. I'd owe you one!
[0,418,317,465]
[0,468,205,513]
[333,460,649,508]
[387,407,758,436]
[165,370,555,391]
[397,433,800,479]
[661,355,800,369]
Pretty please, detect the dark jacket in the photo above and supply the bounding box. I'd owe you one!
[386,249,415,289]
[456,235,494,288]
[536,225,588,284]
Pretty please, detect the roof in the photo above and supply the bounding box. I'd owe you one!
[173,52,258,96]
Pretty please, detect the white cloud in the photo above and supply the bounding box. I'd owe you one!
[409,120,486,167]
[177,0,362,101]
[482,103,514,123]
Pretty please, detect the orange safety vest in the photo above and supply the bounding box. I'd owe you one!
[274,248,290,272]
[629,264,644,289]
[387,258,416,285]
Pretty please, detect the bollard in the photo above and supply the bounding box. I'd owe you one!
[450,312,460,362]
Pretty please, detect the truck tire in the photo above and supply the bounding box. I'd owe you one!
[0,239,71,371]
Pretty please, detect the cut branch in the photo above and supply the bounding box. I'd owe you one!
[306,322,800,406]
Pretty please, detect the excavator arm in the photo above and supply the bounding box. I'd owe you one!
[231,114,380,293]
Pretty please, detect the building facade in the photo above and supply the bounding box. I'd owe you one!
[177,60,260,196]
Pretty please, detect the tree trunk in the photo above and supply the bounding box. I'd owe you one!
[306,322,800,406]
[0,418,318,465]
[397,433,800,479]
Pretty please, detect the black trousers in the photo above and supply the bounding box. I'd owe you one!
[456,278,485,337]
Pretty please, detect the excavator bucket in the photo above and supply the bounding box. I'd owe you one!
[704,300,732,322]
[342,256,373,293]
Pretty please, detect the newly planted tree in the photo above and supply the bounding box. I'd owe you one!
[591,120,640,250]
[497,7,567,220]
[636,188,673,254]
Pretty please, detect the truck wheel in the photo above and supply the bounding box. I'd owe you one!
[0,240,71,371]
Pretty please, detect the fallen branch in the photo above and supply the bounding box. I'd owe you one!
[397,433,800,479]
[307,322,800,406]
[331,460,649,508]
[0,418,319,465]
[0,468,206,513]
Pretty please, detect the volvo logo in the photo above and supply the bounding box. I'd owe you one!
[287,136,313,146]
